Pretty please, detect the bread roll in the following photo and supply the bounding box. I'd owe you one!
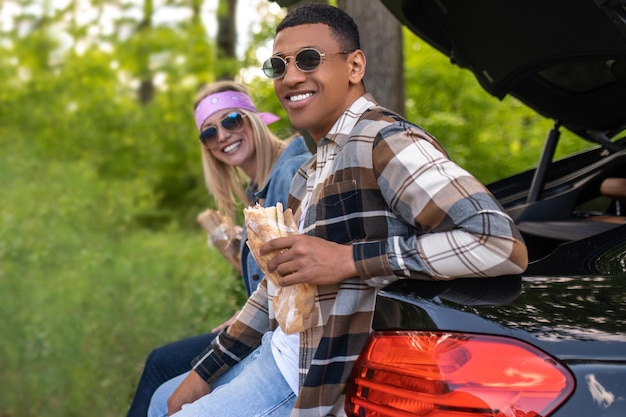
[244,203,317,334]
[197,209,242,275]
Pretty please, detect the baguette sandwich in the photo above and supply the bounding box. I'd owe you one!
[197,209,242,275]
[244,203,317,334]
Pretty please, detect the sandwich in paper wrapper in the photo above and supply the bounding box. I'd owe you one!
[244,202,316,334]
[197,209,242,275]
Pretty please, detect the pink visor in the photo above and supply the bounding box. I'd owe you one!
[194,91,280,131]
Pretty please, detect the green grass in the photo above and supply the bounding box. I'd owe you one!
[0,140,243,416]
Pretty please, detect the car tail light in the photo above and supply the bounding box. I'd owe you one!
[345,331,574,417]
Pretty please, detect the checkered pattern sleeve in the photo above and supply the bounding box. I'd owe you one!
[353,114,528,282]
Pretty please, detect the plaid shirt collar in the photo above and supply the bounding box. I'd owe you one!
[322,94,378,146]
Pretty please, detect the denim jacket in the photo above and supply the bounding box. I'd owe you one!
[239,136,312,295]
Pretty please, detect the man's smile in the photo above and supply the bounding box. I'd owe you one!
[288,92,314,102]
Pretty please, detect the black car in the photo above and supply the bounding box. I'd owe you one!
[342,1,626,416]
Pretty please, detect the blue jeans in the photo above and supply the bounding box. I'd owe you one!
[126,332,217,417]
[149,332,296,417]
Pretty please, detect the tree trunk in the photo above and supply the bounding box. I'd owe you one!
[137,0,155,104]
[216,0,238,79]
[338,0,404,115]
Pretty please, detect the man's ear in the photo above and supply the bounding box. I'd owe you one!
[347,49,366,85]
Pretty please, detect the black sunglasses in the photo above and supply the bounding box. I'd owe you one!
[262,48,350,79]
[199,112,247,148]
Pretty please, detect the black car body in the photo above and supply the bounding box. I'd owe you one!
[342,1,626,416]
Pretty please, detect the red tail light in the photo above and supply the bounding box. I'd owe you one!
[345,331,574,417]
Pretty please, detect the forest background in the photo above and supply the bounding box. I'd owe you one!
[0,0,589,416]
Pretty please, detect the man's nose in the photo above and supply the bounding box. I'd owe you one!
[282,57,306,84]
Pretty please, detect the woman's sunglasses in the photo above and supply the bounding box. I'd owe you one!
[262,48,350,79]
[199,111,247,148]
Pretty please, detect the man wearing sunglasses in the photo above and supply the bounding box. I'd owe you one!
[166,4,528,417]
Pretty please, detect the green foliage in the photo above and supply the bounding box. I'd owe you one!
[0,3,243,415]
[0,134,245,416]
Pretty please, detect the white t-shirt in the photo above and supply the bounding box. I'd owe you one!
[270,327,300,393]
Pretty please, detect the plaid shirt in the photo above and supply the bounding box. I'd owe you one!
[193,95,527,416]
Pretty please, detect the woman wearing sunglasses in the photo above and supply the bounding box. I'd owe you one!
[125,80,311,417]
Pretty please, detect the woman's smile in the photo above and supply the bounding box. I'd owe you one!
[222,140,242,154]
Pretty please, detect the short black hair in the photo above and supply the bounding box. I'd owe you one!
[276,3,360,52]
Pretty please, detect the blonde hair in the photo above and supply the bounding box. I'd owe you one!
[194,80,289,223]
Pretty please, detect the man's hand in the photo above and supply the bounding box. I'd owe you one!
[167,370,211,416]
[261,235,357,286]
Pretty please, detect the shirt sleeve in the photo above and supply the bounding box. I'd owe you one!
[353,123,528,282]
[192,279,271,384]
